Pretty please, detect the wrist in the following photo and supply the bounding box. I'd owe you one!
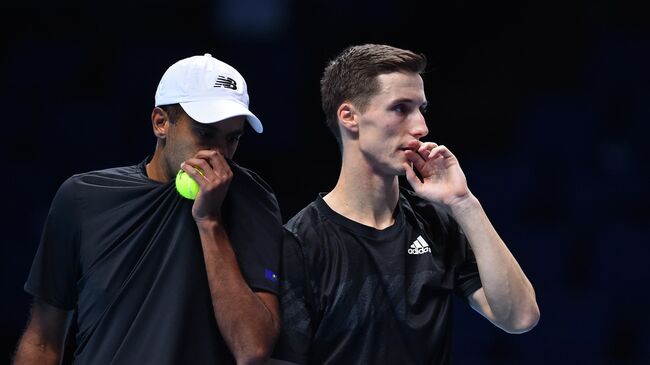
[195,217,225,232]
[447,193,480,214]
[196,218,231,250]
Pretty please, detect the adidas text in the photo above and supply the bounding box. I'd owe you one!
[408,235,431,255]
[408,247,431,254]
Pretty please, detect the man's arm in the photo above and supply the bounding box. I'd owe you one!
[450,196,539,333]
[13,299,71,365]
[404,142,539,334]
[198,220,281,364]
[182,150,280,364]
[269,229,315,365]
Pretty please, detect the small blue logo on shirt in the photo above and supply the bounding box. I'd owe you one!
[265,268,279,283]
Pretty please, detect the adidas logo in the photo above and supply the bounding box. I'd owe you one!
[214,76,237,90]
[408,235,431,255]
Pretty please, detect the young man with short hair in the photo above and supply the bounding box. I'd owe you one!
[273,44,539,365]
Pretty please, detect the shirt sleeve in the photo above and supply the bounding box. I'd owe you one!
[453,226,483,301]
[24,177,80,310]
[400,188,482,301]
[222,163,283,294]
[270,228,314,364]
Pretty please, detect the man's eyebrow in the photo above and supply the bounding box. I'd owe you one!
[193,124,243,132]
[392,97,425,103]
[192,123,214,130]
[228,129,245,136]
[391,98,428,107]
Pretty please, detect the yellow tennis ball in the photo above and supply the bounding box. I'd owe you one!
[175,169,200,200]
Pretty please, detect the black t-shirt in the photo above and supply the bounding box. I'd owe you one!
[273,188,482,365]
[25,157,283,364]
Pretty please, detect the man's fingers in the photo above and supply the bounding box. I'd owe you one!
[403,163,421,189]
[206,153,231,178]
[184,150,232,180]
[428,145,454,160]
[404,150,428,173]
[417,142,438,160]
[181,160,210,187]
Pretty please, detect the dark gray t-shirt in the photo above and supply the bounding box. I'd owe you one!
[25,157,283,364]
[274,188,482,365]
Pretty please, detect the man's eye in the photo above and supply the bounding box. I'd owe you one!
[196,129,213,138]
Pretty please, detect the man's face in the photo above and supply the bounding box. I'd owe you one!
[164,110,245,178]
[355,71,429,176]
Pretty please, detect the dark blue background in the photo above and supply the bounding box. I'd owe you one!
[2,0,649,364]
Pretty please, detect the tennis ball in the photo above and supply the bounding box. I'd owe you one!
[175,169,200,200]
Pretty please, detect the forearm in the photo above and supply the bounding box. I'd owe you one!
[13,333,63,365]
[13,300,69,365]
[450,194,539,332]
[198,220,280,364]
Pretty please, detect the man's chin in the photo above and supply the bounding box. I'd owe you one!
[388,162,408,177]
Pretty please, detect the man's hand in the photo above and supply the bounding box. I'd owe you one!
[403,141,471,206]
[186,151,281,363]
[405,142,540,334]
[181,150,233,222]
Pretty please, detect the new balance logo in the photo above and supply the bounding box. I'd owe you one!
[214,76,237,90]
[408,235,431,255]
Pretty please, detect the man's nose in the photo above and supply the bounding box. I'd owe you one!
[209,139,227,154]
[411,112,428,139]
[209,140,233,159]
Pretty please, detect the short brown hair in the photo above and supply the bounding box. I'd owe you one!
[159,104,185,125]
[320,44,427,148]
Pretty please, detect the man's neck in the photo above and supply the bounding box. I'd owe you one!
[323,155,400,230]
[145,149,170,183]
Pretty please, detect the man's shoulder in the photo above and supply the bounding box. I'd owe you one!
[285,199,321,234]
[46,163,146,216]
[57,163,140,189]
[284,199,337,248]
[229,160,276,196]
[72,164,143,180]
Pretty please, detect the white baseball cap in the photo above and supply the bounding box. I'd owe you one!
[154,53,263,133]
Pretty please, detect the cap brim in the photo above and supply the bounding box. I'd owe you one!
[180,100,263,133]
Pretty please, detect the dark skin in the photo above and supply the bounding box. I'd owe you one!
[13,107,280,365]
[12,301,69,365]
[148,108,280,364]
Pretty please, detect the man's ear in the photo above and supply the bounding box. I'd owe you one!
[337,102,358,134]
[151,107,170,139]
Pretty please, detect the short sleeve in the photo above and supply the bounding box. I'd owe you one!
[399,187,482,301]
[24,177,80,310]
[453,227,483,301]
[270,228,314,364]
[222,163,283,294]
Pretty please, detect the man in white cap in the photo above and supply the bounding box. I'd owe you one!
[14,54,282,364]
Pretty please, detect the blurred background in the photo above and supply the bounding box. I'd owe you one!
[1,0,648,364]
